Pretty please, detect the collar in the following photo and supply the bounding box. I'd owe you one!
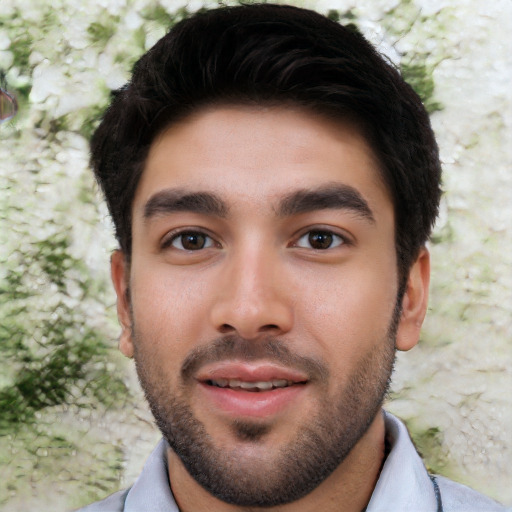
[124,439,178,512]
[366,411,439,512]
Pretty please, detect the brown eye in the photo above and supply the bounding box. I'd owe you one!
[309,231,333,249]
[170,232,213,251]
[296,230,344,250]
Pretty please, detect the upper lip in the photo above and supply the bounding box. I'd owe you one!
[195,361,309,383]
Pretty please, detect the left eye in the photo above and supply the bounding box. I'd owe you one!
[295,230,345,250]
[169,231,215,251]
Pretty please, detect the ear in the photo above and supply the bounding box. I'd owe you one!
[111,250,134,358]
[395,247,430,352]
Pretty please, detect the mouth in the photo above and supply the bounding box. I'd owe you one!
[196,362,309,418]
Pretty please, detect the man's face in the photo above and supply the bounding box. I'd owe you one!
[112,106,428,507]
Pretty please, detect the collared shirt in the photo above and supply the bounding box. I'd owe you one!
[77,412,508,512]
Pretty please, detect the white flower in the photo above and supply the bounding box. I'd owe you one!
[30,63,66,103]
[0,30,10,50]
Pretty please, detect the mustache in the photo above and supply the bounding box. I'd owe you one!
[180,334,328,383]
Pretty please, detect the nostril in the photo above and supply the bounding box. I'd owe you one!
[219,324,235,333]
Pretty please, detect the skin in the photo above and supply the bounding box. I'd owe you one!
[111,106,430,512]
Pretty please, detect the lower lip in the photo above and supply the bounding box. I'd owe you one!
[198,383,306,418]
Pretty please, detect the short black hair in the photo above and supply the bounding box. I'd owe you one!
[90,3,442,285]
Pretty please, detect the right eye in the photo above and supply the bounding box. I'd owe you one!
[166,231,216,251]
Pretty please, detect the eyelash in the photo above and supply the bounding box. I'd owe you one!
[293,229,349,250]
[161,227,351,252]
[161,229,217,251]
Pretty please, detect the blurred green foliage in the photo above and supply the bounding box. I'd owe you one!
[0,232,126,433]
[407,424,449,475]
[0,230,127,507]
[88,15,121,46]
[401,61,443,113]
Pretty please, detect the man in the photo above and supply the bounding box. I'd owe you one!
[79,4,506,511]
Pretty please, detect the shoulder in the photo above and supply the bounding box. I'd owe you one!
[73,487,131,512]
[434,475,509,512]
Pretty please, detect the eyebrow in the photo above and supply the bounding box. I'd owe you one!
[142,183,375,223]
[277,183,375,223]
[143,189,228,220]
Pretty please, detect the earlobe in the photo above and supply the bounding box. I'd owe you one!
[395,248,430,352]
[111,250,134,358]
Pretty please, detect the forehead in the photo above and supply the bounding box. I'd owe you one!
[134,105,392,218]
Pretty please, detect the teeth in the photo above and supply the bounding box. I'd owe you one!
[237,380,276,390]
[209,378,293,390]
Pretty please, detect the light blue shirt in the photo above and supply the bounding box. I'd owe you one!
[77,412,508,511]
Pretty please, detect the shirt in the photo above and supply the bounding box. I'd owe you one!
[77,412,508,511]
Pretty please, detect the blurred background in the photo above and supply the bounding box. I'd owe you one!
[0,0,510,510]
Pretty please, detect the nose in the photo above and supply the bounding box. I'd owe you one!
[210,246,294,340]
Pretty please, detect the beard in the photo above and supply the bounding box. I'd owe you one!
[132,304,399,508]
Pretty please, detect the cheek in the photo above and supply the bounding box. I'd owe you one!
[293,257,398,357]
[130,264,213,355]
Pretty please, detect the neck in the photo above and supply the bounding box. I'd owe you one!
[167,410,386,512]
